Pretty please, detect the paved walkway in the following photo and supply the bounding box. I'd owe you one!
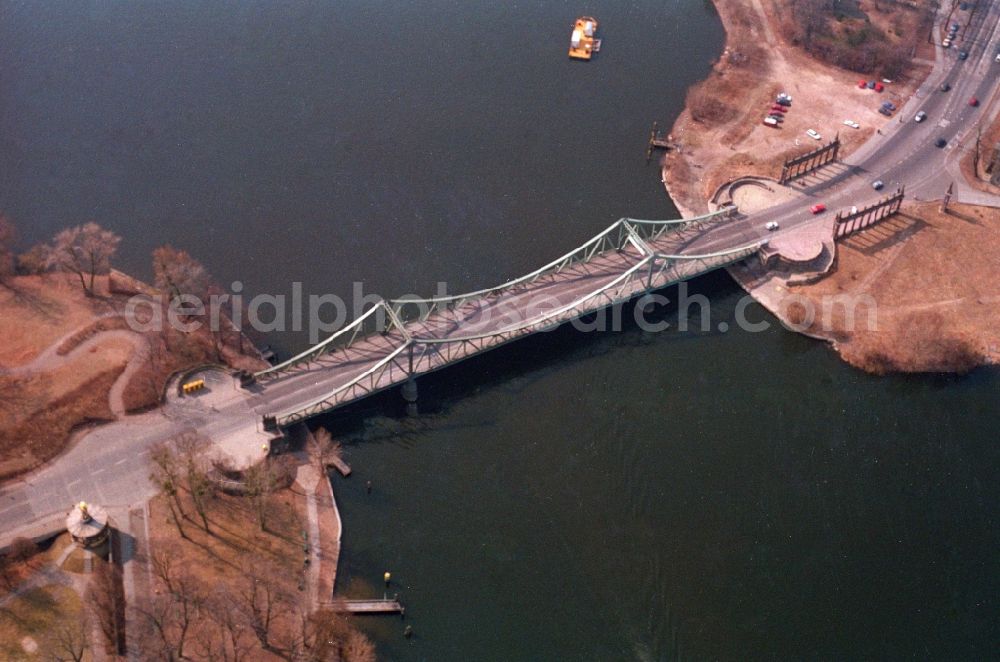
[294,431,343,611]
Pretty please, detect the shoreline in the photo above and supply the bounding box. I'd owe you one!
[660,0,999,374]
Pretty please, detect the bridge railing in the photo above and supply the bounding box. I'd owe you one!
[257,207,743,385]
[276,340,416,426]
[389,210,731,324]
[253,300,409,381]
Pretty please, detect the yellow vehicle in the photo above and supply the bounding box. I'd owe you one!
[182,378,205,395]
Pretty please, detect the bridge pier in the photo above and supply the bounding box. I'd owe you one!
[401,378,418,416]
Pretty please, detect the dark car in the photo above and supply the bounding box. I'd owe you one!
[958,50,968,60]
[879,107,892,116]
[969,96,979,107]
[935,138,947,148]
[881,101,896,111]
[940,82,951,92]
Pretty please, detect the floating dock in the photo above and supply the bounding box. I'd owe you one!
[328,598,404,614]
[646,121,676,163]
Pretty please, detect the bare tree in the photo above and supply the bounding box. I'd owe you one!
[149,441,188,540]
[16,243,54,275]
[243,461,279,532]
[152,245,213,300]
[41,615,90,662]
[281,607,377,662]
[194,585,256,662]
[176,432,214,533]
[49,222,122,296]
[312,427,343,471]
[236,569,285,654]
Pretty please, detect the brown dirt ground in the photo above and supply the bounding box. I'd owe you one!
[746,201,1000,373]
[662,0,930,216]
[0,274,116,368]
[0,367,122,480]
[0,272,267,482]
[145,481,366,659]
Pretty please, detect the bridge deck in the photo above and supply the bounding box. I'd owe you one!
[249,213,759,425]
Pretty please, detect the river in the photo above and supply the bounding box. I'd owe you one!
[1,1,997,659]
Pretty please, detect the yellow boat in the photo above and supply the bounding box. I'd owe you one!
[569,16,601,60]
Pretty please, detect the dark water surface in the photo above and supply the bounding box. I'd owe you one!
[2,1,997,659]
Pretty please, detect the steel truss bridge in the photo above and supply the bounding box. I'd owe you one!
[246,208,763,427]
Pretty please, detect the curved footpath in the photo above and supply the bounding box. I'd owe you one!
[3,317,149,419]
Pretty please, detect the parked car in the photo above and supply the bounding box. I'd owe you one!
[770,105,787,113]
[763,117,780,128]
[866,80,876,89]
[940,82,951,92]
[995,52,1000,62]
[765,221,779,231]
[958,50,968,60]
[872,180,884,190]
[843,119,860,129]
[882,101,896,111]
[874,82,884,92]
[952,22,960,31]
[810,203,827,214]
[776,97,791,107]
[969,97,979,107]
[942,38,951,48]
[936,137,947,148]
[857,79,868,89]
[806,129,822,140]
[768,114,784,122]
[915,111,927,122]
[879,106,892,116]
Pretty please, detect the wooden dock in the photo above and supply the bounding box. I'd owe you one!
[326,598,403,614]
[326,455,352,477]
[646,121,675,163]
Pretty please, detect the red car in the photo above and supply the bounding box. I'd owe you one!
[810,203,827,214]
[969,97,979,107]
[770,105,787,113]
[874,82,884,92]
[858,79,867,89]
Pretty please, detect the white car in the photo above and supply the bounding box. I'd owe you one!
[915,111,927,122]
[765,221,779,231]
[806,129,822,140]
[843,119,860,129]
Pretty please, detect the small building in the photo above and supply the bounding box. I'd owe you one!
[66,501,110,549]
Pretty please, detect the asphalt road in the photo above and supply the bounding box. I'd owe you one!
[688,0,1000,254]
